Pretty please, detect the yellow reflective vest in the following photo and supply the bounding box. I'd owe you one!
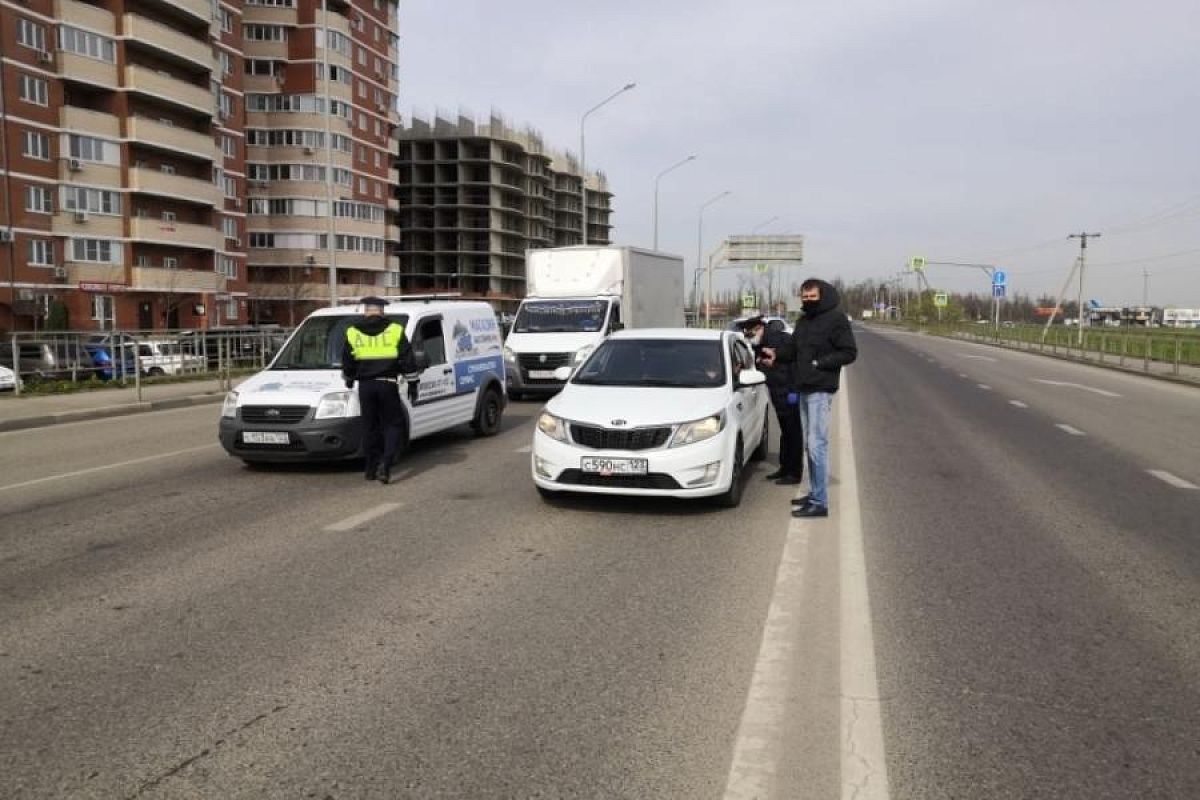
[346,322,405,361]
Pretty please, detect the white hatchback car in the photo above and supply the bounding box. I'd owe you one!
[531,328,770,507]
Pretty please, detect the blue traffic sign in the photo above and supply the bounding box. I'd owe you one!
[993,284,1007,298]
[993,270,1007,286]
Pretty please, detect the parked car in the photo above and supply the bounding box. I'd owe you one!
[0,339,98,383]
[136,338,205,376]
[180,326,288,370]
[83,338,142,381]
[0,364,21,392]
[531,328,770,507]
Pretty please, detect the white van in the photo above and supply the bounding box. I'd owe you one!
[218,300,506,465]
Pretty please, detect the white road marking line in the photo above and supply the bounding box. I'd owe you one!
[0,443,219,493]
[1033,379,1121,398]
[1056,423,1086,436]
[1148,470,1199,490]
[977,383,992,390]
[324,502,402,532]
[1009,400,1029,408]
[957,373,968,378]
[959,354,997,362]
[514,445,532,453]
[836,380,890,800]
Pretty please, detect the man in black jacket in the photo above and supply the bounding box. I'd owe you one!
[741,316,804,485]
[341,296,419,484]
[762,279,856,517]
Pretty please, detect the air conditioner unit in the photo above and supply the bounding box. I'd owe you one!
[0,229,13,243]
[74,210,89,223]
[68,158,83,171]
[37,50,54,65]
[304,254,316,264]
[53,265,68,280]
[304,146,315,155]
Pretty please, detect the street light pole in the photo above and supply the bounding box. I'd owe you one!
[1068,232,1100,347]
[752,216,780,233]
[579,82,635,245]
[652,154,696,250]
[699,190,731,327]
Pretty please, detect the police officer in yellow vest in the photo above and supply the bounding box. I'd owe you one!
[341,296,418,484]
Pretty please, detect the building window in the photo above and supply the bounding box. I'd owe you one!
[217,255,238,278]
[17,18,47,51]
[63,187,121,215]
[222,217,238,241]
[220,9,234,33]
[29,239,54,265]
[59,26,116,62]
[218,51,233,76]
[162,211,177,222]
[161,164,177,175]
[136,255,151,267]
[72,238,119,263]
[164,256,179,269]
[91,295,115,323]
[243,24,288,42]
[224,176,237,197]
[25,185,53,213]
[222,135,237,158]
[22,131,50,160]
[19,74,49,106]
[68,135,107,162]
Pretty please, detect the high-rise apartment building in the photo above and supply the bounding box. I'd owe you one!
[394,113,613,311]
[0,0,399,332]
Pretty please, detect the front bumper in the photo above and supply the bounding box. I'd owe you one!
[219,415,364,462]
[530,429,733,498]
[505,364,567,395]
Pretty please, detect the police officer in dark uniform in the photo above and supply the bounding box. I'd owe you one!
[341,296,418,484]
[741,315,804,485]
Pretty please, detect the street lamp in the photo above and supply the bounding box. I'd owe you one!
[699,190,731,327]
[579,82,635,245]
[653,154,696,250]
[752,216,780,234]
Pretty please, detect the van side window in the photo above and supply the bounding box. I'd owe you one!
[609,303,621,332]
[412,318,446,367]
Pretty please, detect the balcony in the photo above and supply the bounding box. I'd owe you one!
[55,0,115,34]
[66,262,128,284]
[52,212,124,239]
[60,53,119,90]
[60,106,120,138]
[123,14,214,71]
[161,0,212,24]
[129,167,222,206]
[131,218,222,250]
[132,266,225,292]
[124,65,213,115]
[127,117,214,159]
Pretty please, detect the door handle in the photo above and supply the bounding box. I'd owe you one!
[736,402,743,411]
[442,367,453,375]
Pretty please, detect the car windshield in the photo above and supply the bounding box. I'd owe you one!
[572,339,727,388]
[512,300,608,333]
[270,314,408,369]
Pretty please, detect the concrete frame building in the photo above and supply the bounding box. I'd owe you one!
[394,112,613,310]
[0,0,399,333]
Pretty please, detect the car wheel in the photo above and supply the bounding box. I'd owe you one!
[472,388,503,437]
[148,367,165,377]
[750,415,769,462]
[715,439,745,508]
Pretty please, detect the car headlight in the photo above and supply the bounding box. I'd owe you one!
[572,344,595,365]
[315,390,356,419]
[221,391,238,418]
[502,346,517,364]
[537,410,569,442]
[670,413,725,447]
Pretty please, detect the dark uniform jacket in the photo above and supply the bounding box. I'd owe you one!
[755,324,795,401]
[340,315,418,383]
[775,280,857,393]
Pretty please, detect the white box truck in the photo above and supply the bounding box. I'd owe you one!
[503,245,685,399]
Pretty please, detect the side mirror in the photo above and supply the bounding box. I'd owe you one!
[737,368,766,387]
[552,365,573,381]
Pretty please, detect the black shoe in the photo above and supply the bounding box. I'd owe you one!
[377,467,391,485]
[790,494,813,506]
[774,475,802,486]
[792,503,828,518]
[764,469,786,480]
[364,466,378,481]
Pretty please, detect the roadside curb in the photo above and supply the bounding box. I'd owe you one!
[0,392,225,433]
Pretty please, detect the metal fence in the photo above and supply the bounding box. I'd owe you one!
[1,327,293,396]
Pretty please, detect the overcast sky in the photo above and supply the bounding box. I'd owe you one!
[399,0,1200,307]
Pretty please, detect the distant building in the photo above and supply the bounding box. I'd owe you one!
[1162,308,1200,328]
[394,112,613,311]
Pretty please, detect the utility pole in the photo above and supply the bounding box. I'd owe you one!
[1142,268,1150,307]
[1068,232,1100,346]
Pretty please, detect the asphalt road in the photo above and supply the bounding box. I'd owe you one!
[1,328,1197,798]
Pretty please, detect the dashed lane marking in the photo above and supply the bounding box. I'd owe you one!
[1033,379,1121,398]
[1009,400,1029,408]
[977,384,992,390]
[514,445,532,453]
[0,443,219,493]
[1055,423,1086,436]
[959,354,997,362]
[1148,470,1198,490]
[324,503,402,532]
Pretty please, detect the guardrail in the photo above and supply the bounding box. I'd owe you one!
[2,327,293,398]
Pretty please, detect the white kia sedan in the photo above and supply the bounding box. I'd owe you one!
[531,329,770,507]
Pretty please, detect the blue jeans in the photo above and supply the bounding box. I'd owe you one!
[798,391,833,507]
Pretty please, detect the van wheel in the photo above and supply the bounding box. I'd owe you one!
[472,388,503,436]
[715,440,745,508]
[750,416,769,462]
[508,390,524,402]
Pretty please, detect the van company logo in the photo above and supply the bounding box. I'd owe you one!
[266,408,281,417]
[610,419,627,427]
[538,354,548,364]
